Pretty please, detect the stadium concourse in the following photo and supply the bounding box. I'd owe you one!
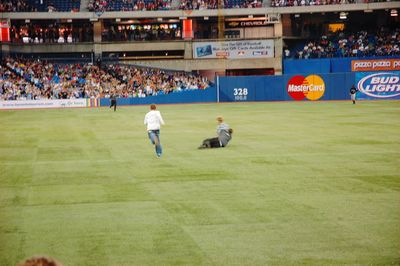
[0,57,210,101]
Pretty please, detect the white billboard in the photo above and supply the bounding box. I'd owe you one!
[193,40,274,59]
[0,99,88,109]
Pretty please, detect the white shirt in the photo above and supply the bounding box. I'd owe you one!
[144,110,165,131]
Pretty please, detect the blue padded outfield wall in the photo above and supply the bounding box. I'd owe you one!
[100,71,398,105]
[99,87,217,106]
[284,58,332,74]
[284,56,400,74]
[219,71,400,102]
[218,72,355,102]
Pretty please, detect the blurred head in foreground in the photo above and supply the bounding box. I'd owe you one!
[17,256,63,266]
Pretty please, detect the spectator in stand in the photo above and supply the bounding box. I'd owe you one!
[47,3,56,12]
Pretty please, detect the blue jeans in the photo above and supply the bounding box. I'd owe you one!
[148,130,162,156]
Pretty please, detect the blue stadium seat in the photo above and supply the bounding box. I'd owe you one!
[24,0,80,12]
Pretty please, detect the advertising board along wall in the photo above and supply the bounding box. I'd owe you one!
[0,99,96,110]
[217,73,354,102]
[351,58,400,100]
[355,71,400,100]
[193,40,274,59]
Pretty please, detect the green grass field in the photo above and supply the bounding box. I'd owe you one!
[0,101,399,266]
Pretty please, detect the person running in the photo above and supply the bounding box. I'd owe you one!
[198,116,233,149]
[144,104,165,157]
[349,84,358,104]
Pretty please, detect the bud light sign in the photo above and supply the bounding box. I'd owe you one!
[356,72,400,99]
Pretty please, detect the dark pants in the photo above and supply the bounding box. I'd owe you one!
[110,100,117,111]
[200,137,222,148]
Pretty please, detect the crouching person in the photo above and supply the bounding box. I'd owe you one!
[199,116,233,149]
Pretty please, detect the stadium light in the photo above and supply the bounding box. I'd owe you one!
[390,9,398,17]
[339,12,347,19]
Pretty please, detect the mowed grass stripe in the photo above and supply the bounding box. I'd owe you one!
[0,101,399,266]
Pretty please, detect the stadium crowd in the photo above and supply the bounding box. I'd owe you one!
[0,57,210,100]
[270,0,390,6]
[179,0,262,10]
[104,64,209,97]
[88,0,173,12]
[0,0,80,12]
[287,29,400,59]
[1,0,394,12]
[270,0,354,6]
[0,0,32,12]
[88,0,262,12]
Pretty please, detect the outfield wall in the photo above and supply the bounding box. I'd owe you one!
[99,71,398,105]
[2,70,399,110]
[284,56,400,74]
[218,72,355,102]
[99,87,217,107]
[0,98,99,109]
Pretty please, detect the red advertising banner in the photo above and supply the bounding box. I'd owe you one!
[351,59,400,72]
[0,20,10,42]
[182,19,193,39]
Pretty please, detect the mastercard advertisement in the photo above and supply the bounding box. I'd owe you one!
[286,75,325,101]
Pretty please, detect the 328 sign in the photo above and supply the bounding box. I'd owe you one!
[233,88,248,101]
